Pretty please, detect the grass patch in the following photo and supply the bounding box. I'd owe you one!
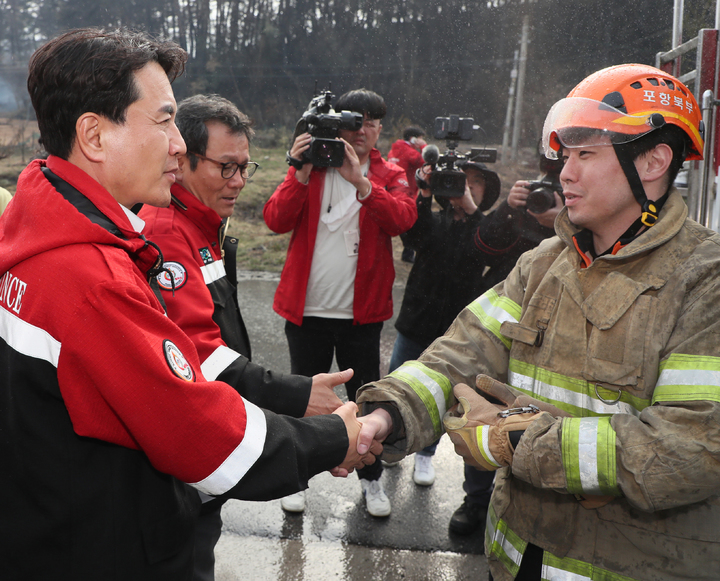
[228,145,292,272]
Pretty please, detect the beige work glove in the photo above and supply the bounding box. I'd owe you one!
[443,380,542,471]
[464,375,615,509]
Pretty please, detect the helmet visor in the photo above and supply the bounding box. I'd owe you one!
[542,97,658,159]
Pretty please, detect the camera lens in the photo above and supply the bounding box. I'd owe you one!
[525,187,556,214]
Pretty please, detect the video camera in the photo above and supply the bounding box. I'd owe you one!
[288,86,363,169]
[423,115,497,198]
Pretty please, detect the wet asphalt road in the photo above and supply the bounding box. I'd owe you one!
[214,273,488,581]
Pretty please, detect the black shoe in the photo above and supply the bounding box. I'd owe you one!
[449,499,487,535]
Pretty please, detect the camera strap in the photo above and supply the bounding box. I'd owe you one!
[286,151,305,170]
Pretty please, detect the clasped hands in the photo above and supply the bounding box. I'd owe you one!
[306,368,385,477]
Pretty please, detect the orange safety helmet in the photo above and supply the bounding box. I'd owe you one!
[542,63,704,161]
[542,64,704,227]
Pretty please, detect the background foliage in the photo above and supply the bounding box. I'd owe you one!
[0,0,718,145]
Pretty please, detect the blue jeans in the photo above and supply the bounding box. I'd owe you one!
[388,332,438,456]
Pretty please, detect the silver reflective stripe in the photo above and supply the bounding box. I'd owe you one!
[488,522,523,568]
[201,260,226,285]
[201,345,241,381]
[399,363,448,419]
[480,425,501,467]
[577,418,601,495]
[476,292,519,325]
[508,370,639,416]
[657,367,720,387]
[0,306,60,367]
[542,565,592,581]
[190,399,267,495]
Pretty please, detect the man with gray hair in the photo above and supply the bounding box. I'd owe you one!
[140,94,349,580]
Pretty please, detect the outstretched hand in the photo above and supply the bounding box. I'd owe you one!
[303,368,351,417]
[330,402,383,477]
[357,407,393,453]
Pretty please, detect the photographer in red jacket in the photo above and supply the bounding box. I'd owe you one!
[264,89,417,516]
[388,126,427,262]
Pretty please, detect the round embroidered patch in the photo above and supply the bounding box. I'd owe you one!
[163,340,195,381]
[157,261,187,290]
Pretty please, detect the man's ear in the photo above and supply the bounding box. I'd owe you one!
[74,113,105,163]
[176,154,189,181]
[640,143,673,183]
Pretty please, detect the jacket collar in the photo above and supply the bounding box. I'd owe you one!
[36,156,162,280]
[46,155,144,241]
[556,188,688,265]
[170,183,224,247]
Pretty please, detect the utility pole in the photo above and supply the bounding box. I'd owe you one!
[501,50,519,163]
[511,14,530,161]
[672,0,684,77]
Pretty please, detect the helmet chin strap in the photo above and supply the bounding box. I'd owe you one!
[612,142,667,228]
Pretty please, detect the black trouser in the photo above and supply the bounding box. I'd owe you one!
[192,503,224,581]
[285,316,384,480]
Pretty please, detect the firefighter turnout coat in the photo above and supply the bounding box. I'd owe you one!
[358,190,720,581]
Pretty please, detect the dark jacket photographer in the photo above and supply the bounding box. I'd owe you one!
[476,178,562,289]
[394,162,501,353]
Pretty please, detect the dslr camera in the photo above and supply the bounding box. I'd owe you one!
[423,115,497,198]
[524,153,564,213]
[525,178,562,214]
[288,87,363,169]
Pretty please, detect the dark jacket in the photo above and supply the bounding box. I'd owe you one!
[474,200,556,289]
[394,194,498,347]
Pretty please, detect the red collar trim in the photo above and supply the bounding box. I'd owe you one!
[572,236,593,269]
[45,155,139,240]
[170,183,223,245]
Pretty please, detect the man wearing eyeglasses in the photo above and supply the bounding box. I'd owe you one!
[140,94,348,581]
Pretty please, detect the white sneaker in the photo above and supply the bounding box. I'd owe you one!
[413,454,435,486]
[281,490,306,513]
[361,478,391,517]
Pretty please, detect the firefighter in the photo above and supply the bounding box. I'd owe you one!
[355,63,720,580]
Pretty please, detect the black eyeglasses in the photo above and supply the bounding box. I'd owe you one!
[190,152,259,180]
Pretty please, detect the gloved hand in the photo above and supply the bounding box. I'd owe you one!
[470,376,615,509]
[471,374,568,417]
[443,381,541,471]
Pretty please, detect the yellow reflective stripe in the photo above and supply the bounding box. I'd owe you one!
[611,109,703,146]
[509,359,648,417]
[466,289,521,349]
[562,417,619,496]
[487,509,639,581]
[543,552,639,581]
[486,504,525,577]
[477,425,501,468]
[389,361,451,437]
[653,353,720,404]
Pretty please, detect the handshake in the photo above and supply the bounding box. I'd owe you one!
[309,368,386,476]
[331,402,385,476]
